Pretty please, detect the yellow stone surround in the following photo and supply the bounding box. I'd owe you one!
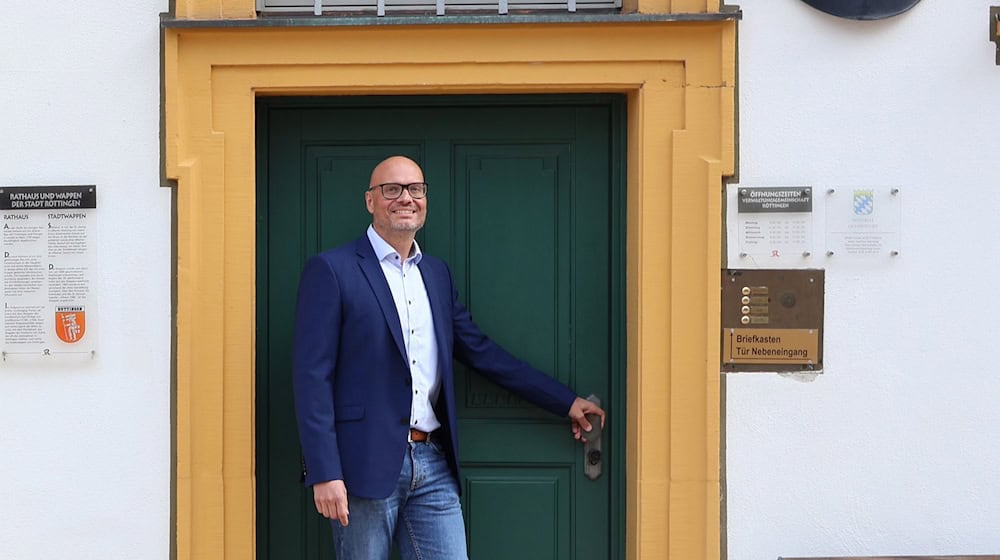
[164,3,735,558]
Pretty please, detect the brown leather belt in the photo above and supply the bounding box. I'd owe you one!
[409,428,430,442]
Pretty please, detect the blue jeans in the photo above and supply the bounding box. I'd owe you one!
[330,440,469,560]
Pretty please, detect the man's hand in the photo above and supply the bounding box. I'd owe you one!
[313,479,350,526]
[567,397,606,442]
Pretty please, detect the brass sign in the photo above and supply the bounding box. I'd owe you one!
[721,269,824,372]
[722,328,819,365]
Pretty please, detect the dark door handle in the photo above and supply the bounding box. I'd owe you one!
[583,394,603,481]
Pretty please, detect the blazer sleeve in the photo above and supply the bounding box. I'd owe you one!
[445,266,577,418]
[292,255,345,486]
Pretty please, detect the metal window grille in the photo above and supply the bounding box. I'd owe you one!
[257,0,620,16]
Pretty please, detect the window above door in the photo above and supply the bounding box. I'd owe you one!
[257,0,621,16]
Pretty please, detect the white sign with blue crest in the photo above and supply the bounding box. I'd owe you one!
[825,187,901,259]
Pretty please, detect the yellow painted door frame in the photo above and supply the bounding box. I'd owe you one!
[164,15,736,560]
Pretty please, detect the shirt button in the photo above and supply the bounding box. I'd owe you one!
[412,359,416,365]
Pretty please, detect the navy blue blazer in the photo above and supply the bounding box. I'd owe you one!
[293,235,578,499]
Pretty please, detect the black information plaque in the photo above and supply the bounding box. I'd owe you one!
[738,187,812,214]
[0,185,97,210]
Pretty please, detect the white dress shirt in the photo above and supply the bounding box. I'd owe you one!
[367,226,442,432]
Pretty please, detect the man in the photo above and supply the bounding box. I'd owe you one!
[293,155,606,559]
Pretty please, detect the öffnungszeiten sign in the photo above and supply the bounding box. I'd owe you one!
[736,187,814,266]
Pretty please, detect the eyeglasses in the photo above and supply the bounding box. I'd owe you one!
[368,182,428,200]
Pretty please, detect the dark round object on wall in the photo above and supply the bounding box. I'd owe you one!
[800,0,922,20]
[779,293,797,309]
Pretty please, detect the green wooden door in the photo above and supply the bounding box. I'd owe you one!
[256,96,625,560]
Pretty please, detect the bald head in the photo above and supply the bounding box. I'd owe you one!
[370,156,424,187]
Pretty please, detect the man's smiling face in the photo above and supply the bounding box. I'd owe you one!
[366,157,427,236]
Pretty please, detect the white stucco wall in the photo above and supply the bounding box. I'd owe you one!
[0,3,170,559]
[3,1,998,559]
[727,1,1000,559]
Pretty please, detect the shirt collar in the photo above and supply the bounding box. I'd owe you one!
[367,224,422,264]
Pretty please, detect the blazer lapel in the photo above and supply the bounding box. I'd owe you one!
[355,237,408,363]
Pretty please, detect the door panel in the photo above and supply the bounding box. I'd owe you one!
[457,146,569,412]
[465,469,570,560]
[257,97,623,560]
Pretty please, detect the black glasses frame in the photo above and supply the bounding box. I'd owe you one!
[368,182,429,200]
